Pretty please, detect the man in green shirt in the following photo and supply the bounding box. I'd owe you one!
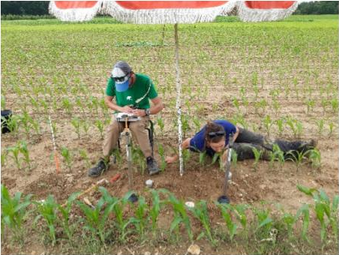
[89,61,164,177]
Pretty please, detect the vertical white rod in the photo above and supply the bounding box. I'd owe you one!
[174,23,184,176]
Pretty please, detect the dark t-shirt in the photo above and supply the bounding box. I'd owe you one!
[189,120,236,156]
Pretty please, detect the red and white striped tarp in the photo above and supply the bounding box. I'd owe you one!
[49,1,298,23]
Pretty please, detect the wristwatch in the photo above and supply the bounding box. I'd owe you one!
[144,108,151,116]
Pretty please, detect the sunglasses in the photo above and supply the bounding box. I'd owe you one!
[112,73,129,82]
[208,131,225,138]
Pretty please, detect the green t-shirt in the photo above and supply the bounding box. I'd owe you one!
[106,73,158,110]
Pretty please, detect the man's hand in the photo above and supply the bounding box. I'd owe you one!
[165,155,178,164]
[132,109,146,117]
[120,106,134,113]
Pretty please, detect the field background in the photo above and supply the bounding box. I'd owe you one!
[1,15,338,254]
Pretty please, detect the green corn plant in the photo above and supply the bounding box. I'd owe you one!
[156,116,165,135]
[7,143,22,170]
[182,148,191,166]
[62,98,73,114]
[295,121,303,138]
[77,187,117,244]
[1,185,32,242]
[111,191,134,243]
[157,143,167,172]
[328,122,334,137]
[253,207,273,237]
[6,114,20,135]
[82,120,90,135]
[95,119,104,140]
[331,98,338,113]
[270,144,285,170]
[39,99,49,114]
[295,204,311,242]
[61,147,72,171]
[71,118,81,139]
[89,96,99,114]
[252,147,263,171]
[167,193,193,242]
[286,150,308,171]
[316,119,324,136]
[199,151,207,167]
[233,204,249,238]
[297,185,339,243]
[286,117,297,137]
[1,150,8,167]
[305,99,315,114]
[79,149,91,169]
[75,97,85,113]
[30,118,41,136]
[275,118,284,136]
[262,115,273,136]
[130,196,148,241]
[111,149,123,167]
[19,141,31,171]
[188,200,216,246]
[34,195,59,245]
[216,203,238,241]
[20,111,33,139]
[192,117,201,133]
[1,94,6,109]
[29,95,40,113]
[149,189,163,238]
[308,149,321,169]
[57,192,80,240]
[132,146,146,174]
[231,150,238,168]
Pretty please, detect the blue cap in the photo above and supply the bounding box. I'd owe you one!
[115,78,129,92]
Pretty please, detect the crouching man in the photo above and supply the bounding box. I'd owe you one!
[89,61,164,177]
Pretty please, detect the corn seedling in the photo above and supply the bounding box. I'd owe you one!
[34,195,59,245]
[253,207,273,237]
[167,193,193,242]
[19,141,31,171]
[130,196,148,241]
[297,185,339,243]
[263,115,273,137]
[132,146,146,174]
[71,118,81,139]
[62,98,73,114]
[79,149,91,169]
[77,187,117,244]
[295,204,311,242]
[95,119,104,140]
[1,185,32,242]
[316,119,324,136]
[188,200,216,245]
[57,192,80,240]
[275,118,284,136]
[149,189,163,238]
[308,149,321,169]
[111,191,134,243]
[7,143,22,170]
[82,119,90,135]
[199,151,207,167]
[286,150,308,171]
[252,147,263,171]
[61,147,73,171]
[217,203,238,241]
[1,150,8,167]
[157,143,167,172]
[156,116,165,135]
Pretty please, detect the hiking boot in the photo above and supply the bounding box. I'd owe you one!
[88,159,109,177]
[298,139,317,153]
[146,157,160,176]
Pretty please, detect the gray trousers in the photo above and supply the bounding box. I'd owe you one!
[233,128,311,161]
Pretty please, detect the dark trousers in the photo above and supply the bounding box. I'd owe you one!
[233,128,311,161]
